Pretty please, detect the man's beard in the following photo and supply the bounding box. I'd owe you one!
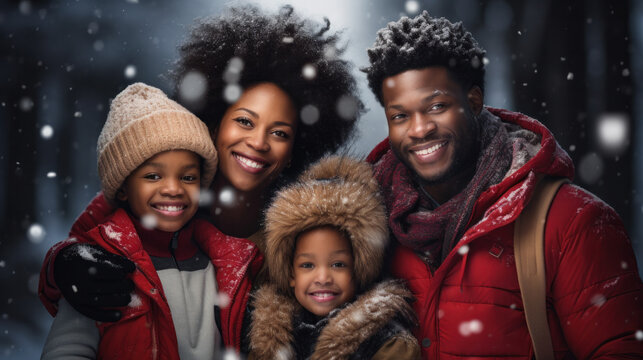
[395,110,480,187]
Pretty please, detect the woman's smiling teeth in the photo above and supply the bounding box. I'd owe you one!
[413,141,446,156]
[234,153,267,169]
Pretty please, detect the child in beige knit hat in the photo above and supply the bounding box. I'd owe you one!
[42,83,228,359]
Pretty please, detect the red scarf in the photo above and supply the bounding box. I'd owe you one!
[373,112,512,269]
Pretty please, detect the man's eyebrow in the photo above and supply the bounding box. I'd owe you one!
[386,90,449,111]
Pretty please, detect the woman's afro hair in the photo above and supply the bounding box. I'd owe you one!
[171,5,362,180]
[362,11,486,105]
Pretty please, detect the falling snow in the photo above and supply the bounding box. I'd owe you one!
[223,84,242,103]
[27,223,46,243]
[301,104,320,125]
[590,293,607,307]
[218,187,236,206]
[222,348,241,360]
[141,214,157,229]
[124,64,137,78]
[19,97,34,112]
[216,292,230,308]
[596,113,629,155]
[179,70,207,104]
[129,293,142,308]
[405,0,420,14]
[336,95,359,120]
[199,189,214,207]
[578,152,604,184]
[458,245,470,255]
[459,319,484,337]
[302,64,317,80]
[40,125,54,139]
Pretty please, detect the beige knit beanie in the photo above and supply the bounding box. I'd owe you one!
[97,82,217,203]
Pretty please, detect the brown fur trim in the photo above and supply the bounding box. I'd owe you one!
[248,280,416,360]
[247,284,296,359]
[311,279,416,360]
[265,156,388,293]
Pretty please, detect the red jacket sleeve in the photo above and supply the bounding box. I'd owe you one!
[547,185,643,358]
[38,193,115,316]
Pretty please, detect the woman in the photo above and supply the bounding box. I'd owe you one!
[38,5,361,355]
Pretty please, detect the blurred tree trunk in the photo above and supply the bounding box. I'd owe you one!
[509,0,632,230]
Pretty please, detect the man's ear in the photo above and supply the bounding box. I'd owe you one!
[467,86,484,115]
[116,187,128,202]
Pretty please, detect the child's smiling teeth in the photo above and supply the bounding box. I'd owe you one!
[311,292,335,298]
[154,205,185,212]
[234,154,266,169]
[414,141,446,156]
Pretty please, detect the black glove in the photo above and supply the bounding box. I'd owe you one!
[53,243,136,322]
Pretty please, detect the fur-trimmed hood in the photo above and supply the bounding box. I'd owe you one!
[264,156,388,293]
[248,279,417,360]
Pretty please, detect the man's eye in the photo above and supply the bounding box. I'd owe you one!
[430,103,445,111]
[391,113,407,121]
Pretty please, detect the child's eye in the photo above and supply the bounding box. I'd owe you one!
[299,262,314,269]
[331,262,346,268]
[144,174,161,180]
[182,175,198,182]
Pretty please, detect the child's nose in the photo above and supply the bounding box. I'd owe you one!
[314,267,332,285]
[161,178,185,196]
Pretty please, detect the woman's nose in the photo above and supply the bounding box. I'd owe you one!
[246,130,270,152]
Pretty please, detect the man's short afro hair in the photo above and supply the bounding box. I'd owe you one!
[362,11,486,105]
[172,5,362,180]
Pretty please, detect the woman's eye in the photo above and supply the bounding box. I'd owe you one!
[272,130,289,139]
[144,174,161,180]
[234,117,253,127]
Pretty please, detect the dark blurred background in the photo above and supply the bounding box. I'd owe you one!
[1,0,641,358]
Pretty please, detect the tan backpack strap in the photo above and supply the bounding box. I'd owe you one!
[514,175,569,360]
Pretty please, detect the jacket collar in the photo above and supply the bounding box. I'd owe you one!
[248,279,416,359]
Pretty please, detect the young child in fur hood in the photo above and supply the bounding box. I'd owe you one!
[248,156,420,359]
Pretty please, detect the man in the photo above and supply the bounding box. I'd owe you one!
[363,11,642,359]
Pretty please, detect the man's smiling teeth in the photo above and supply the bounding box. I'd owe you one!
[154,205,185,212]
[414,141,446,156]
[234,154,265,169]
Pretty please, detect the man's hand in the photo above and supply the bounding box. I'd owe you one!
[53,243,135,322]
